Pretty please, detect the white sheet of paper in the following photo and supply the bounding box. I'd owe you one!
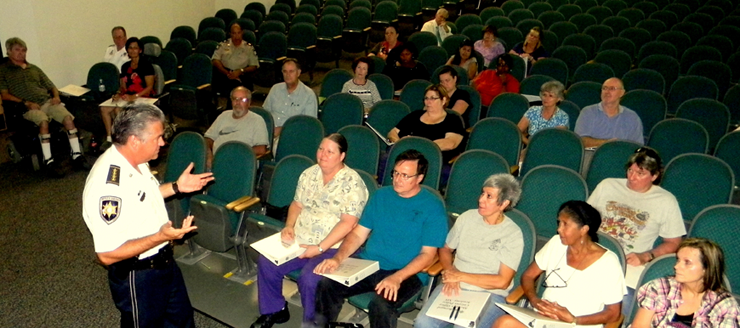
[99,97,157,107]
[425,290,491,328]
[58,84,91,97]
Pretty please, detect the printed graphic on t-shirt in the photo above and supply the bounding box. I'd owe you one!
[599,200,649,252]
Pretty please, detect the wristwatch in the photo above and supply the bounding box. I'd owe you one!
[172,181,181,195]
[317,245,324,253]
[647,251,655,262]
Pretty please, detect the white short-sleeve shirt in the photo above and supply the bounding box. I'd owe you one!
[82,146,169,259]
[536,235,627,328]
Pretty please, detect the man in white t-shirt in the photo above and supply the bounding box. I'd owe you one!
[204,87,268,168]
[587,146,685,315]
[103,26,130,72]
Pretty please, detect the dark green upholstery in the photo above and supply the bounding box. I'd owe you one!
[467,118,522,171]
[662,154,735,225]
[339,125,380,176]
[647,118,708,164]
[521,128,584,177]
[321,93,364,134]
[517,165,588,241]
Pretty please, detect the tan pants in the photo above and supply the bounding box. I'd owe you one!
[22,100,74,126]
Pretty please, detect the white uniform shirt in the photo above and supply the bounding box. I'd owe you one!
[82,146,168,259]
[104,45,130,72]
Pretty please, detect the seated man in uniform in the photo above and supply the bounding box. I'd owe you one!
[588,147,685,316]
[212,23,259,107]
[204,86,268,168]
[313,149,448,328]
[574,78,644,148]
[0,37,90,177]
[104,26,130,72]
[262,58,317,137]
[82,104,214,328]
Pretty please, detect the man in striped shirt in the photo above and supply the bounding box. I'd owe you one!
[0,37,89,176]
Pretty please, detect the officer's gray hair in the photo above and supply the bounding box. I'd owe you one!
[112,105,166,145]
[482,173,521,210]
[5,37,27,56]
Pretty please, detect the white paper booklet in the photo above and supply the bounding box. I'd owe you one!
[496,303,574,328]
[426,290,491,328]
[99,97,158,107]
[364,122,394,146]
[58,84,90,97]
[250,232,306,266]
[320,258,379,287]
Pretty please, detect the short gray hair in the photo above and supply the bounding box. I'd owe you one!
[112,105,166,145]
[540,80,565,100]
[5,37,27,55]
[437,8,449,18]
[230,86,252,99]
[482,173,521,210]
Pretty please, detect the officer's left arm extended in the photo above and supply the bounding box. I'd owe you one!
[159,162,214,198]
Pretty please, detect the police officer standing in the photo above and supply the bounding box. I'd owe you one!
[82,105,214,327]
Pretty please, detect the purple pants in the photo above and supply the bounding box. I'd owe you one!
[257,249,338,322]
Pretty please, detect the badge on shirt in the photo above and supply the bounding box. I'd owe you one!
[99,196,122,224]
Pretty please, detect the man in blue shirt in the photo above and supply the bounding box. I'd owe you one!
[574,78,644,148]
[312,150,448,328]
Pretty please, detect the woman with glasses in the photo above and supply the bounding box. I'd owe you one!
[517,80,568,145]
[251,133,369,328]
[493,200,626,328]
[631,238,740,328]
[588,147,685,316]
[415,174,523,328]
[388,84,465,162]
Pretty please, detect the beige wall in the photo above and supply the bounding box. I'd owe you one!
[0,0,274,87]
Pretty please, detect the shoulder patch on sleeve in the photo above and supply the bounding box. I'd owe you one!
[100,196,122,224]
[106,165,121,185]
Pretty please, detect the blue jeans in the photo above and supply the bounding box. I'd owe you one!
[414,285,507,328]
[622,287,635,317]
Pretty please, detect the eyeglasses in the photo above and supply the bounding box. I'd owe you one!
[423,97,441,101]
[392,170,418,181]
[541,268,571,288]
[601,86,623,91]
[231,97,250,103]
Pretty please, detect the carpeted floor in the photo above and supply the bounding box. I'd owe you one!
[0,159,234,327]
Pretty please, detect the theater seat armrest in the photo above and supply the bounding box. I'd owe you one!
[233,197,262,212]
[510,165,519,175]
[505,286,524,304]
[197,83,211,90]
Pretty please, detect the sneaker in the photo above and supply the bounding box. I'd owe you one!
[250,302,290,328]
[45,158,65,178]
[72,154,92,170]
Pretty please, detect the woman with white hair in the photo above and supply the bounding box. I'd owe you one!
[415,174,524,328]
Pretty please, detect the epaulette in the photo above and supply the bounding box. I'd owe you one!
[106,165,121,186]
